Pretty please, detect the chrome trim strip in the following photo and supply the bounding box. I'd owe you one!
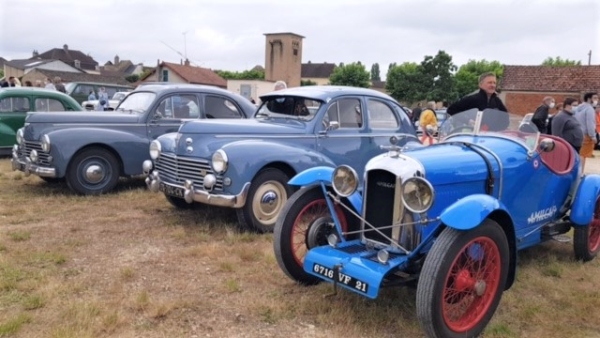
[52,123,149,127]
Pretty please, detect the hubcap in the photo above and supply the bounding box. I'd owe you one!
[85,164,105,183]
[306,217,335,249]
[252,181,287,226]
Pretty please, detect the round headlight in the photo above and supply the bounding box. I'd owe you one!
[41,134,51,152]
[149,140,161,160]
[211,149,228,174]
[16,128,24,145]
[402,177,434,213]
[332,165,359,197]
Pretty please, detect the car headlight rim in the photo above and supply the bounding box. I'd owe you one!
[332,165,359,197]
[149,140,161,160]
[41,134,51,152]
[211,149,228,174]
[402,177,434,213]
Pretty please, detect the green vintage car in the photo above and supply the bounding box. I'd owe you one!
[0,87,82,155]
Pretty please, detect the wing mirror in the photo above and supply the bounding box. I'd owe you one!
[539,138,556,152]
[327,121,340,131]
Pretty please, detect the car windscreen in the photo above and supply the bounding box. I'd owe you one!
[114,92,156,113]
[255,97,322,121]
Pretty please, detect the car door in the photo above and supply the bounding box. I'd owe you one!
[366,99,413,150]
[147,93,200,140]
[202,94,245,119]
[316,97,372,173]
[0,94,31,150]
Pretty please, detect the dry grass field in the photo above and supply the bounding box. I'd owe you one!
[1,157,600,338]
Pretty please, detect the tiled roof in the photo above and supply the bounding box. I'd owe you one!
[32,69,132,86]
[160,62,227,88]
[34,45,99,71]
[5,58,55,69]
[301,62,336,78]
[500,65,600,92]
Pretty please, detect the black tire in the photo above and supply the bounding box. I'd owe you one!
[273,185,351,285]
[66,147,120,195]
[236,168,293,233]
[416,219,509,338]
[574,196,600,262]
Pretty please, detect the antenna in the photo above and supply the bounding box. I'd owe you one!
[159,40,184,58]
[183,31,189,60]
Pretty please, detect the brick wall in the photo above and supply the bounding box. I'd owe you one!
[502,91,582,116]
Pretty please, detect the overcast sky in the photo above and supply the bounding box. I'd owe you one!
[1,0,599,79]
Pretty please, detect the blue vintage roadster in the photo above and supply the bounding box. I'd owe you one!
[273,108,600,338]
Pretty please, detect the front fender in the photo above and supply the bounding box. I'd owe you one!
[218,140,337,194]
[570,174,600,226]
[47,128,148,176]
[289,166,362,212]
[441,194,508,230]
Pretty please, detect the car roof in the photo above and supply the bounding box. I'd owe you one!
[0,87,75,98]
[260,85,396,101]
[66,81,133,87]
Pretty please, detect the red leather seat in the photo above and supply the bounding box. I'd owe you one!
[538,135,575,175]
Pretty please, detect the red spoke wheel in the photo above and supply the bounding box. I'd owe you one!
[417,219,509,338]
[274,186,348,285]
[574,196,600,262]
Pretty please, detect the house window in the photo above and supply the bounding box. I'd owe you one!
[162,70,169,82]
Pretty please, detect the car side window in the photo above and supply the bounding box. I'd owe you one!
[367,100,399,129]
[75,84,94,95]
[204,96,242,119]
[324,98,362,129]
[154,94,201,119]
[0,97,30,113]
[34,98,66,112]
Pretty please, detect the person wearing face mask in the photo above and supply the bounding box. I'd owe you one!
[532,96,555,134]
[552,97,583,153]
[575,92,599,171]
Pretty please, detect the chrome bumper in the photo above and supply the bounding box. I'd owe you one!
[145,169,249,208]
[11,154,57,178]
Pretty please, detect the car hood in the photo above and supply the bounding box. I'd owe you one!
[26,111,142,124]
[178,118,307,135]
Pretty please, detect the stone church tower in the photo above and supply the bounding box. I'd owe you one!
[264,32,304,88]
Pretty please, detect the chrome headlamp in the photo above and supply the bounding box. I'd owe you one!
[332,165,358,197]
[211,149,228,174]
[16,128,24,145]
[402,177,434,213]
[149,140,161,160]
[41,134,51,152]
[30,149,39,163]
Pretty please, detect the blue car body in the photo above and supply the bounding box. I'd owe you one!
[11,84,255,195]
[145,86,419,232]
[275,109,600,338]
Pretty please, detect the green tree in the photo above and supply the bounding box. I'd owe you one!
[419,50,458,102]
[385,62,425,103]
[214,69,265,80]
[125,74,140,83]
[301,79,317,86]
[541,56,582,66]
[0,69,4,79]
[454,59,504,99]
[328,62,371,88]
[370,63,381,81]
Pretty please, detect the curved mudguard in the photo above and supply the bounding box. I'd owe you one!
[570,174,600,226]
[441,194,508,230]
[288,166,362,212]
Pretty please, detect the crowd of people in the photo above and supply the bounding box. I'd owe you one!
[1,76,67,93]
[411,72,600,171]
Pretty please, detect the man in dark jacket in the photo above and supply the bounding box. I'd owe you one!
[447,72,508,131]
[447,72,507,115]
[551,97,583,152]
[531,96,555,134]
